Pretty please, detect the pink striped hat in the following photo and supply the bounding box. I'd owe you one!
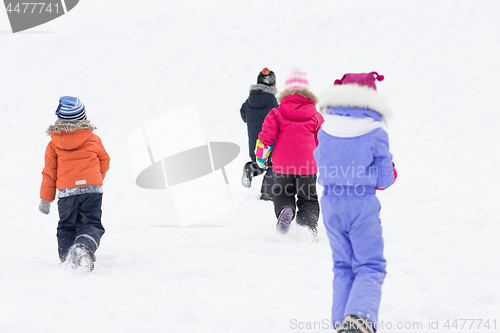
[284,71,310,91]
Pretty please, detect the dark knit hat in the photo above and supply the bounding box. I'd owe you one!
[55,96,87,121]
[257,68,276,86]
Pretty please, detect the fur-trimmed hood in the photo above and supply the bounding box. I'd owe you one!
[250,84,277,95]
[317,84,391,121]
[46,120,97,150]
[277,93,319,122]
[278,88,318,104]
[46,120,96,136]
[247,84,279,111]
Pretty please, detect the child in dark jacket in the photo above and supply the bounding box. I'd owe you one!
[240,68,279,200]
[256,71,324,239]
[39,96,110,272]
[314,72,397,332]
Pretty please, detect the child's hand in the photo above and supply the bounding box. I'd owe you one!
[256,157,267,169]
[39,200,52,215]
[255,139,273,160]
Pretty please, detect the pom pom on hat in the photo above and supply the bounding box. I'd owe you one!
[257,67,276,86]
[284,71,310,91]
[334,71,384,91]
[55,96,87,121]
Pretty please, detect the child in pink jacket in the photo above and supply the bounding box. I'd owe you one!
[255,71,324,238]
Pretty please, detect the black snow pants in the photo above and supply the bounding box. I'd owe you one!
[57,193,105,261]
[272,173,320,229]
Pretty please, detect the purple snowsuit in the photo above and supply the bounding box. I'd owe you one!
[314,84,395,329]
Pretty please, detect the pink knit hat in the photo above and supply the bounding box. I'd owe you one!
[334,71,384,90]
[284,71,310,91]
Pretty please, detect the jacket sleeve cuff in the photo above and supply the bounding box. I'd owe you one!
[376,164,397,190]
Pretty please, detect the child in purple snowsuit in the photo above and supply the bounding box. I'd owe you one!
[314,72,397,332]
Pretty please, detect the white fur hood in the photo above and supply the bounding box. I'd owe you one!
[317,84,392,122]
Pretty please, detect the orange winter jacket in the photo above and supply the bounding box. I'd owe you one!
[40,121,110,202]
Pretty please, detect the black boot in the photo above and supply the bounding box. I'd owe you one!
[260,193,273,201]
[338,315,374,333]
[65,244,96,272]
[241,162,253,188]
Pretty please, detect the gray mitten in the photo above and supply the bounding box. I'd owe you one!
[39,200,52,215]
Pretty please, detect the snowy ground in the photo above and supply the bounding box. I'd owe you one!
[1,1,499,332]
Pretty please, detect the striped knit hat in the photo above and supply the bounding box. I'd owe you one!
[284,71,310,91]
[55,96,87,121]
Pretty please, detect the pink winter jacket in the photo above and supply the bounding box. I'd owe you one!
[259,92,324,175]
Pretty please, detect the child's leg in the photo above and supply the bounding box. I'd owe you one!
[344,196,386,327]
[260,160,275,198]
[57,197,80,261]
[295,175,319,229]
[242,160,265,188]
[246,159,266,177]
[321,195,355,327]
[74,193,105,255]
[272,173,296,218]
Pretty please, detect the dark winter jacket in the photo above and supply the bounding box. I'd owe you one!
[240,84,278,159]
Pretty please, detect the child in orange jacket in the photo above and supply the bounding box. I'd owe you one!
[39,96,110,272]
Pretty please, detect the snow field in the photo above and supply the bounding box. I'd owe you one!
[1,0,499,332]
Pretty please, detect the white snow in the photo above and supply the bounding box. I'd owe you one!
[1,1,499,332]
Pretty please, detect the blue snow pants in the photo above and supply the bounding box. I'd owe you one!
[321,186,386,329]
[57,193,105,261]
